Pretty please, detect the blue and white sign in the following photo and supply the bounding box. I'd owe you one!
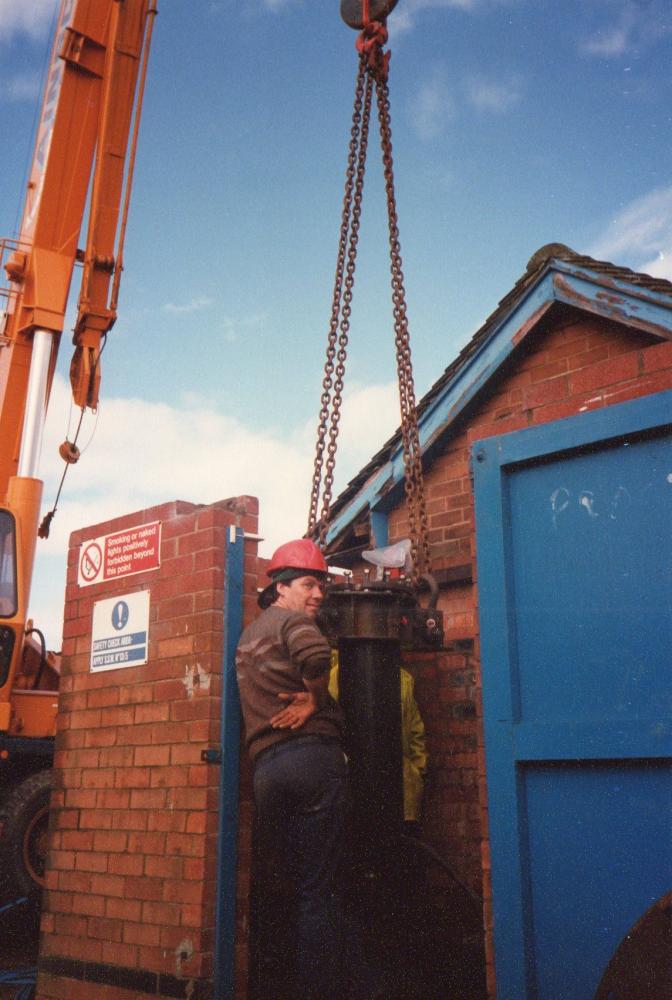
[90,590,150,673]
[111,600,130,630]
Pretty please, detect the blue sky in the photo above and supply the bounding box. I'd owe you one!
[1,0,671,644]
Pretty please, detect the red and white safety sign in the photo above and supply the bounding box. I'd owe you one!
[78,521,161,588]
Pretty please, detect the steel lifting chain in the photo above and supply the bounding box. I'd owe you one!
[308,7,431,583]
[308,58,372,541]
[373,69,432,580]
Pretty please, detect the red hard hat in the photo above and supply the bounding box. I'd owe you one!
[267,539,327,578]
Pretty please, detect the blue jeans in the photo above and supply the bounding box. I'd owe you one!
[253,736,348,1000]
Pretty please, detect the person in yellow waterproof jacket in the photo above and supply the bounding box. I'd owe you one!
[328,650,428,826]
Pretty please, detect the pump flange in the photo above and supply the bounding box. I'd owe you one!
[319,578,444,649]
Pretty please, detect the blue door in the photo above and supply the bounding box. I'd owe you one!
[473,390,672,999]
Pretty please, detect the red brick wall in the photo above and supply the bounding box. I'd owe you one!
[386,318,672,996]
[37,496,260,1000]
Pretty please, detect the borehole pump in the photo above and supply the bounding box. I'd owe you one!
[319,572,442,868]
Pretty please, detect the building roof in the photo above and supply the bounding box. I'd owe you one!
[323,244,672,556]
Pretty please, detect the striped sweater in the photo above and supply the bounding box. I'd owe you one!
[235,605,342,760]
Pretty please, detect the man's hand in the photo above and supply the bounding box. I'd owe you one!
[270,690,317,730]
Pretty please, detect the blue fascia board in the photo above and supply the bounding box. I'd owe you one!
[553,256,672,310]
[551,260,672,337]
[325,260,672,549]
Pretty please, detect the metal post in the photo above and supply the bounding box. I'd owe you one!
[214,525,244,999]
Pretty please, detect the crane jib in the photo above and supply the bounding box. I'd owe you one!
[20,0,76,244]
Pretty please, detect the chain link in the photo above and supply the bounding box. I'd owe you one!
[374,73,431,581]
[308,58,368,539]
[317,69,373,547]
[309,26,432,583]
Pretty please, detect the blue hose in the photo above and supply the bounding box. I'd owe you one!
[0,896,28,916]
[0,967,37,999]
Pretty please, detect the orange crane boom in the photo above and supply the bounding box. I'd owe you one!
[0,0,156,730]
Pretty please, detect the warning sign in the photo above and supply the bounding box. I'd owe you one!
[78,521,161,588]
[80,542,103,583]
[91,591,150,673]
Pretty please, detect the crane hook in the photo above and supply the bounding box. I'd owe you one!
[340,0,399,29]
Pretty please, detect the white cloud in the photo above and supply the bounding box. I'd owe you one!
[637,251,672,280]
[408,66,522,140]
[586,185,672,281]
[579,1,671,58]
[316,380,400,476]
[408,68,455,140]
[0,0,58,42]
[261,0,295,11]
[581,19,633,57]
[391,0,479,35]
[221,310,268,343]
[162,296,213,315]
[466,74,522,112]
[31,375,401,646]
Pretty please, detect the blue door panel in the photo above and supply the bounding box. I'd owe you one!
[507,432,672,724]
[523,761,672,999]
[473,390,672,1000]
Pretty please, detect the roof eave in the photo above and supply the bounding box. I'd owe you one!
[323,256,672,551]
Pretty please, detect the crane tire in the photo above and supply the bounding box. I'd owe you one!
[0,770,52,905]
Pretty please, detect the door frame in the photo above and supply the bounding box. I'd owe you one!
[214,526,245,998]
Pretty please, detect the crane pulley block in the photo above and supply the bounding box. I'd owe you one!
[340,0,399,29]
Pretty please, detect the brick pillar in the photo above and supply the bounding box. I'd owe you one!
[36,496,259,1000]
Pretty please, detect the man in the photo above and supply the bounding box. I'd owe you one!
[236,539,346,1000]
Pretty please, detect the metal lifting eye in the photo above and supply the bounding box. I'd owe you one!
[340,0,399,29]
